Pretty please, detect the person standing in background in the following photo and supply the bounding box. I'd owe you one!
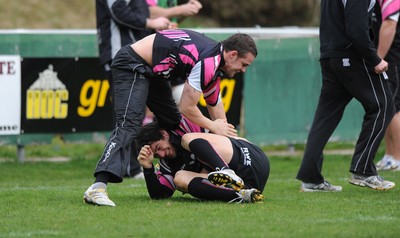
[373,0,400,171]
[296,0,395,192]
[95,0,172,180]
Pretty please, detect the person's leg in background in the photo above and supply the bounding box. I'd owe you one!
[347,59,395,190]
[125,143,144,179]
[146,78,181,130]
[376,65,400,171]
[296,58,349,192]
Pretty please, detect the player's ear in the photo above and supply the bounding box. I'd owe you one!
[228,50,238,60]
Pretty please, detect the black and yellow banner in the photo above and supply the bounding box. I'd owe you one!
[21,58,243,133]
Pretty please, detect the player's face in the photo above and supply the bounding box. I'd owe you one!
[221,51,255,77]
[150,139,176,159]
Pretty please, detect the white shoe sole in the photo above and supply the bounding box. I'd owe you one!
[349,179,395,190]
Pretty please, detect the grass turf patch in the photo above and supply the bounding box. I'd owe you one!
[0,144,399,238]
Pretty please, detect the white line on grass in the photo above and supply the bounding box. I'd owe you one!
[0,183,144,191]
[314,215,396,223]
[0,230,64,237]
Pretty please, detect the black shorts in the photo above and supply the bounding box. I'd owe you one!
[228,138,270,193]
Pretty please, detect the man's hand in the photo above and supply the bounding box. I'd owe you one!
[374,59,389,74]
[137,145,154,169]
[147,17,171,31]
[210,119,238,137]
[179,0,202,17]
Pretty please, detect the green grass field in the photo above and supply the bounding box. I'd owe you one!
[0,143,399,238]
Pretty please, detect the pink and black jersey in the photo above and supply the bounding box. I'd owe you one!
[152,29,224,106]
[156,115,207,177]
[172,114,207,137]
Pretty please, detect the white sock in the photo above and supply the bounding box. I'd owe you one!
[381,154,393,162]
[92,182,107,190]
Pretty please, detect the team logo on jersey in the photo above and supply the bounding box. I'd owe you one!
[241,147,252,166]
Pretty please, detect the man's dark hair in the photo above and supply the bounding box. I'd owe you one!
[136,122,164,149]
[221,33,258,58]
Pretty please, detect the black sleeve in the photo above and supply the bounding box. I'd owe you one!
[143,165,175,199]
[344,0,381,66]
[108,0,149,30]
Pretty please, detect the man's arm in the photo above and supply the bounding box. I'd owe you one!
[138,145,175,199]
[377,15,398,58]
[344,0,382,67]
[148,0,202,21]
[206,102,226,121]
[110,0,171,31]
[179,82,214,130]
[179,82,237,137]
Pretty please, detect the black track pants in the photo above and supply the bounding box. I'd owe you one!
[297,58,395,183]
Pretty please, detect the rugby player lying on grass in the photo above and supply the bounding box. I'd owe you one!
[136,117,270,203]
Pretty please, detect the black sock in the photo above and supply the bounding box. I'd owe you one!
[188,138,228,170]
[187,177,239,202]
[95,171,113,184]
